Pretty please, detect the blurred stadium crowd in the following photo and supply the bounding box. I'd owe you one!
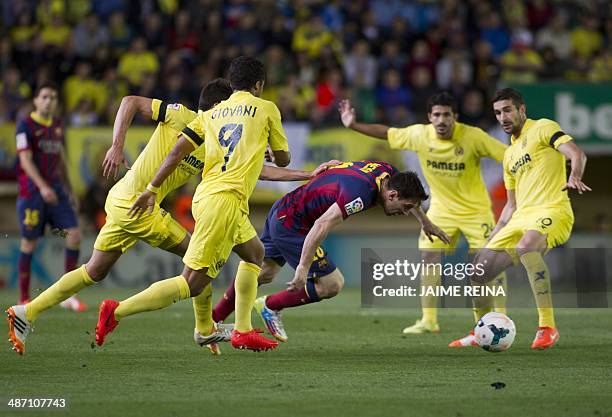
[1,0,611,129]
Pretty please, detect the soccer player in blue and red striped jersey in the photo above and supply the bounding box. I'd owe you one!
[14,83,84,310]
[212,160,450,342]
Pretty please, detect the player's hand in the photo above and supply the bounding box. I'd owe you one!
[102,146,130,180]
[310,160,342,177]
[265,145,275,163]
[338,99,356,128]
[422,222,451,245]
[128,190,156,218]
[40,185,58,205]
[562,175,592,195]
[287,265,308,292]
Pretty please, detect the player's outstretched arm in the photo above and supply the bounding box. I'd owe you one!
[338,99,389,140]
[103,96,154,179]
[127,135,195,218]
[265,146,293,168]
[558,142,591,194]
[288,203,344,292]
[487,190,517,243]
[259,160,341,181]
[410,206,451,244]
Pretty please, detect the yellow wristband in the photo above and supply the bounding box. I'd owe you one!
[146,183,160,193]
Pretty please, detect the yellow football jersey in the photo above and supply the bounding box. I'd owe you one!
[388,122,507,215]
[110,99,205,203]
[503,118,573,211]
[182,91,289,211]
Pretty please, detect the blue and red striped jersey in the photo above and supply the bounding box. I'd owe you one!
[15,113,65,198]
[274,161,399,235]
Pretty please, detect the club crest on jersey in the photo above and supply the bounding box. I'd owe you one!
[454,146,464,156]
[345,197,364,215]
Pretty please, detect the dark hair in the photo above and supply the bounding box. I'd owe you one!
[492,88,524,108]
[387,171,429,201]
[34,82,58,97]
[228,56,265,91]
[426,92,457,113]
[198,78,232,111]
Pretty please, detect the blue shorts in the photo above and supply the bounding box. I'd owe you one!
[261,208,337,279]
[17,185,78,239]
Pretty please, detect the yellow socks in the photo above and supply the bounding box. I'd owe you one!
[192,283,214,335]
[471,276,494,323]
[471,272,508,322]
[493,272,508,315]
[420,269,440,324]
[115,276,190,320]
[520,252,556,328]
[25,265,95,322]
[234,261,261,332]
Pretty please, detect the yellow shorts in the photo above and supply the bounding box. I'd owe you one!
[94,193,187,253]
[419,210,496,250]
[182,193,257,278]
[486,206,574,252]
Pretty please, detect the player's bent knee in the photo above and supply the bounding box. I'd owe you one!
[239,243,265,266]
[516,232,547,255]
[66,228,81,246]
[183,270,211,296]
[186,279,205,296]
[85,262,109,282]
[234,235,265,266]
[86,250,121,281]
[258,271,276,285]
[243,251,264,267]
[316,270,345,299]
[20,238,37,253]
[259,258,281,285]
[515,244,544,257]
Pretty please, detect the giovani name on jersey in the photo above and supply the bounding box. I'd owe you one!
[210,104,258,120]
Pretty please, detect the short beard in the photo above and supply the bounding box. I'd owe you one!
[511,115,526,136]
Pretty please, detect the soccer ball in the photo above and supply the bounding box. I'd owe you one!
[474,312,516,352]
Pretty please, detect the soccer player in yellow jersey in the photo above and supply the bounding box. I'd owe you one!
[8,77,320,355]
[5,80,230,355]
[95,56,291,352]
[339,92,509,346]
[471,88,590,350]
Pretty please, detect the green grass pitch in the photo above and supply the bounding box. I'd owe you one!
[1,287,611,417]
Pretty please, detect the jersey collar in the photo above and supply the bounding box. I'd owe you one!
[30,111,53,127]
[231,90,253,99]
[376,172,390,191]
[511,119,534,143]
